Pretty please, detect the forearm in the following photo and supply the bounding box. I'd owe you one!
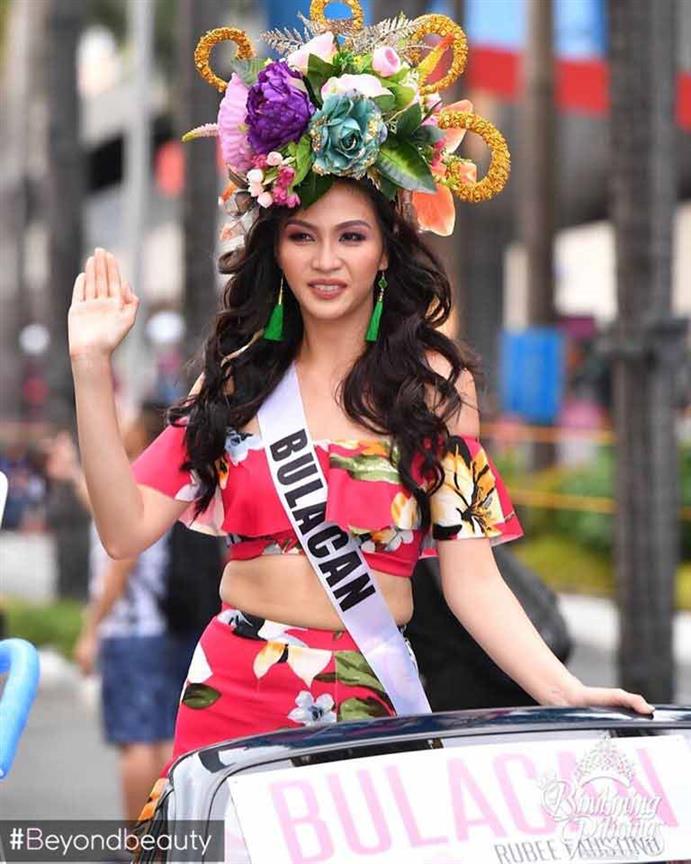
[443,559,580,705]
[71,352,144,557]
[83,558,136,631]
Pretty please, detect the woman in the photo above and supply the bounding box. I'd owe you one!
[46,411,195,820]
[68,5,653,818]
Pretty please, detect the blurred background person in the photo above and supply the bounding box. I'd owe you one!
[44,403,216,821]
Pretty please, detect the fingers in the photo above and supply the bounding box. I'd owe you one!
[600,687,655,716]
[94,247,108,298]
[77,249,130,304]
[84,256,96,300]
[105,250,121,300]
[72,272,86,304]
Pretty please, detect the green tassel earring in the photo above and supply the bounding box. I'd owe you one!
[263,276,285,342]
[365,271,387,342]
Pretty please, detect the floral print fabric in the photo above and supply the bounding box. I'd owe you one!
[162,604,397,776]
[131,424,523,578]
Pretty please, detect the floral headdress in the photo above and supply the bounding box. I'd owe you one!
[183,0,510,251]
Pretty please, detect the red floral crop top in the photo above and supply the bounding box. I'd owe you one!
[131,423,523,578]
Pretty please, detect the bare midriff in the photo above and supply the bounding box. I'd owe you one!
[219,555,414,630]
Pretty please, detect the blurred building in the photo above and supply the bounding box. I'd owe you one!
[0,0,689,419]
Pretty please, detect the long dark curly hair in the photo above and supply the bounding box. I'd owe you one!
[168,178,479,530]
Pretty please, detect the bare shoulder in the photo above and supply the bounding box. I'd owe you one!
[424,350,480,437]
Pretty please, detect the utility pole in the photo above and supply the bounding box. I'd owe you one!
[609,0,686,701]
[521,0,557,467]
[177,0,227,377]
[43,0,90,599]
[522,0,556,328]
[44,0,85,427]
[118,0,155,411]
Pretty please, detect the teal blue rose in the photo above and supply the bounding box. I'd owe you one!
[309,91,387,179]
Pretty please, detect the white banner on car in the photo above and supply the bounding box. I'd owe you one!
[226,734,691,864]
[257,362,430,717]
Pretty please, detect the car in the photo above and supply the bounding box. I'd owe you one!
[138,705,691,864]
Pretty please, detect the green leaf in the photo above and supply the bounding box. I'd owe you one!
[302,75,321,108]
[307,54,336,78]
[228,57,267,87]
[395,102,423,138]
[375,138,436,193]
[388,82,417,111]
[375,175,398,201]
[294,172,333,209]
[305,54,335,104]
[329,453,400,484]
[372,93,396,113]
[331,651,394,709]
[337,696,392,721]
[181,683,221,710]
[412,124,444,146]
[385,65,414,84]
[292,135,314,188]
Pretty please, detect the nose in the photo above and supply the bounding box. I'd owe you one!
[311,238,342,273]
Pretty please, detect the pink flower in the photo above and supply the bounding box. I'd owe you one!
[287,32,337,74]
[372,46,401,77]
[272,187,288,205]
[278,165,296,185]
[266,151,284,166]
[286,193,301,208]
[217,73,253,172]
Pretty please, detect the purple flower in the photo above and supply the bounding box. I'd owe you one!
[245,61,315,154]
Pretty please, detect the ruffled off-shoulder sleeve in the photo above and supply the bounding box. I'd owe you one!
[426,435,523,546]
[131,422,227,537]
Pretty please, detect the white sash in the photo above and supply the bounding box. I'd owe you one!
[257,363,431,716]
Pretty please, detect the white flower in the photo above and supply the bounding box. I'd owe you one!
[288,691,337,725]
[266,151,284,166]
[253,641,331,687]
[246,168,264,184]
[320,74,392,101]
[257,191,273,208]
[287,32,337,74]
[248,181,264,197]
[186,644,212,684]
[224,430,265,466]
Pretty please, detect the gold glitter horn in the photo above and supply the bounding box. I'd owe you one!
[194,27,256,93]
[409,14,468,95]
[438,111,511,202]
[310,0,365,36]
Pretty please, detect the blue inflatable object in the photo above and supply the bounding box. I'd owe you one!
[0,639,40,779]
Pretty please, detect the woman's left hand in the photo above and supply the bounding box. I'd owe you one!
[564,682,654,715]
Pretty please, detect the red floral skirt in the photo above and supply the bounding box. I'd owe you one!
[159,603,398,778]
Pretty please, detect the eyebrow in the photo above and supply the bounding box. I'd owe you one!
[284,218,372,231]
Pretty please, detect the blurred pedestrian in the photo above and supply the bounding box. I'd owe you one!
[46,411,193,820]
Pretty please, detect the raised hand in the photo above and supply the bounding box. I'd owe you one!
[68,247,139,360]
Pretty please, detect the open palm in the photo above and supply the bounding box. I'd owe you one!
[68,247,139,359]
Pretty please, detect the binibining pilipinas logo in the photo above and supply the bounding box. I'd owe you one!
[538,737,665,861]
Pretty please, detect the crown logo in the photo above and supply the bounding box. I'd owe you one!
[574,738,636,787]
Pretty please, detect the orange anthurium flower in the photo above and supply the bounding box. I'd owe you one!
[412,183,456,236]
[438,98,473,153]
[411,99,478,236]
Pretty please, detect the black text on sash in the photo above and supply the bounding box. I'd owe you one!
[270,430,376,612]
